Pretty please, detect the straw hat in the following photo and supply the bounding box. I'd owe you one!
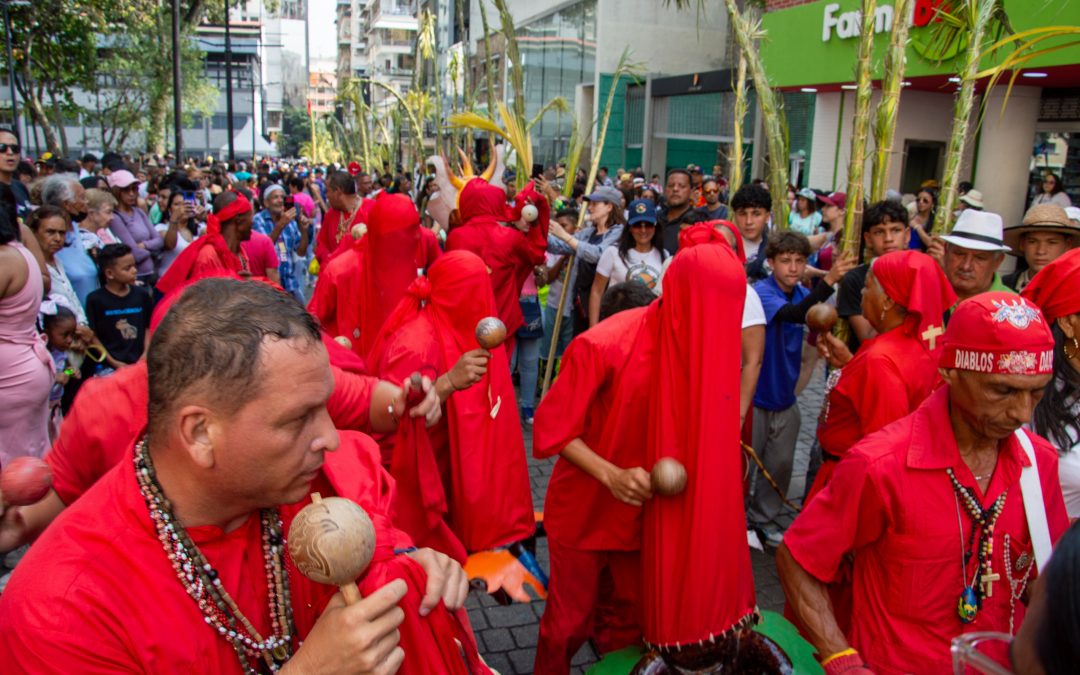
[1003,203,1080,252]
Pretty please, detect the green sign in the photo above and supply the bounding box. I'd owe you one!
[761,0,1080,88]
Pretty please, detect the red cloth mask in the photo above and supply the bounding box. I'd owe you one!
[872,250,957,356]
[458,179,511,226]
[355,193,421,356]
[1021,247,1080,322]
[680,220,746,263]
[940,291,1055,376]
[643,243,756,647]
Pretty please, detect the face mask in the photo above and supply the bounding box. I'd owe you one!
[71,210,88,224]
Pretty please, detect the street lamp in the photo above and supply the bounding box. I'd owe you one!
[1,1,30,140]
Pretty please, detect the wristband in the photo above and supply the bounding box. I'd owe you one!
[821,650,865,675]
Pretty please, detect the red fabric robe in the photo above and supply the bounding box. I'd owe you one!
[47,333,378,506]
[1,432,488,674]
[642,243,755,647]
[444,180,548,336]
[367,251,534,553]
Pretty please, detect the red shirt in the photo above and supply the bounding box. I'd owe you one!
[316,201,373,266]
[785,387,1069,674]
[817,330,942,459]
[0,432,482,674]
[533,306,653,551]
[47,357,377,506]
[241,231,280,278]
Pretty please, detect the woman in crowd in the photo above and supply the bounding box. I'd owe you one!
[1003,203,1078,292]
[813,249,956,498]
[108,169,163,285]
[1032,171,1072,208]
[29,206,87,327]
[155,190,200,277]
[909,187,936,250]
[40,173,98,305]
[1022,247,1080,519]
[81,188,121,250]
[788,187,822,236]
[588,199,665,327]
[0,208,53,462]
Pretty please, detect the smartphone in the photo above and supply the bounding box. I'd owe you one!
[182,190,196,204]
[284,195,295,210]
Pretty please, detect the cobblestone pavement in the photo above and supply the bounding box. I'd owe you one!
[471,362,827,674]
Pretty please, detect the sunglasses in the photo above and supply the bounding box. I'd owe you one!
[630,222,656,229]
[0,143,20,154]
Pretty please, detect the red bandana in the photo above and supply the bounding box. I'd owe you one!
[872,250,956,356]
[1021,247,1080,323]
[940,292,1055,376]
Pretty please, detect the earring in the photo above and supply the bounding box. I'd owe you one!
[1065,337,1080,361]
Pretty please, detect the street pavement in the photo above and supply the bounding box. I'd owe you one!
[470,361,827,674]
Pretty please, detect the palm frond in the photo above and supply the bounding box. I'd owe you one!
[526,97,571,131]
[870,0,912,203]
[561,118,587,199]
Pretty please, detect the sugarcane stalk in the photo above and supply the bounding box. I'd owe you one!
[938,0,998,234]
[722,0,789,228]
[541,49,643,398]
[870,0,912,202]
[838,0,877,257]
[730,47,748,198]
[478,0,497,119]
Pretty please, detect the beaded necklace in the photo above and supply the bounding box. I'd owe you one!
[133,439,295,673]
[948,467,1008,624]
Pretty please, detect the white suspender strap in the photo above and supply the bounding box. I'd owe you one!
[1015,429,1053,571]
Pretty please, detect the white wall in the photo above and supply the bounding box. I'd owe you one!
[975,86,1041,228]
[595,0,727,76]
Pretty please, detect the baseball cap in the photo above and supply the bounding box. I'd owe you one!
[627,199,657,225]
[817,191,847,209]
[583,185,623,207]
[107,170,139,189]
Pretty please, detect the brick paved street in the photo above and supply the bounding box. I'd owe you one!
[471,362,827,674]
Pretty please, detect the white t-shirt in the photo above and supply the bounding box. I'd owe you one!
[155,223,196,275]
[596,246,664,290]
[655,256,765,329]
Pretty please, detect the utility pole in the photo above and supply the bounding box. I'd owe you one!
[2,1,27,139]
[224,0,235,162]
[172,0,183,159]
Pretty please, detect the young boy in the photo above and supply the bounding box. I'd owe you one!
[731,183,772,282]
[85,243,154,372]
[747,231,854,546]
[835,200,911,352]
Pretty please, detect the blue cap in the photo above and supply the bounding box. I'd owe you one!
[627,199,657,225]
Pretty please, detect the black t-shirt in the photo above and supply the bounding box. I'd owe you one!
[659,206,705,255]
[86,285,154,365]
[836,264,870,352]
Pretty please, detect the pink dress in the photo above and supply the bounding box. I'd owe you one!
[0,243,53,463]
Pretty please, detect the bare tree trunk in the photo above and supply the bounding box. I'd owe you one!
[48,89,68,156]
[146,93,168,155]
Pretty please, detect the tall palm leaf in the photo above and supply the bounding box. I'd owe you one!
[839,0,878,256]
[870,0,913,203]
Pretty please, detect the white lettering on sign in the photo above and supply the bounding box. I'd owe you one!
[823,2,905,42]
[953,349,995,373]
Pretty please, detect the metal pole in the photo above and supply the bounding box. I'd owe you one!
[172,0,183,159]
[3,3,19,137]
[224,0,235,161]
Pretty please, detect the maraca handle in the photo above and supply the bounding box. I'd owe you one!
[340,582,362,606]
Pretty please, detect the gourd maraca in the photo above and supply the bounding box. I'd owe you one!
[333,335,353,350]
[287,493,376,605]
[521,203,539,223]
[806,303,839,334]
[650,457,688,497]
[0,457,53,507]
[475,317,507,350]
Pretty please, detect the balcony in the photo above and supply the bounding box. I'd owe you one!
[370,0,418,30]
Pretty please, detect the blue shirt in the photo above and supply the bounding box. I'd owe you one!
[252,210,303,296]
[55,225,100,307]
[752,276,809,411]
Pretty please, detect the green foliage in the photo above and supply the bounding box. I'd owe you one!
[279,106,315,158]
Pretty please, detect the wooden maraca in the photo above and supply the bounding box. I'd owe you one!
[650,457,688,497]
[0,457,53,507]
[806,303,839,334]
[475,317,507,350]
[333,335,353,350]
[287,493,377,605]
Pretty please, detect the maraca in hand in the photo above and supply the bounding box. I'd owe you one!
[475,317,507,350]
[288,493,377,605]
[0,457,53,507]
[650,457,687,497]
[806,303,838,334]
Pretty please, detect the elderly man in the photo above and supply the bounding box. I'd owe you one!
[929,210,1014,308]
[41,172,98,304]
[0,279,487,674]
[254,184,309,302]
[778,292,1069,674]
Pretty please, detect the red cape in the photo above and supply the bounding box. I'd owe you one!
[643,243,756,647]
[444,180,548,334]
[367,251,535,552]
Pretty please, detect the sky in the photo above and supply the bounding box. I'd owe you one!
[310,0,338,61]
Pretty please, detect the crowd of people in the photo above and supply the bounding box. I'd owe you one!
[0,125,1079,675]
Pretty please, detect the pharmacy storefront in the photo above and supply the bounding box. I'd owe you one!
[761,0,1080,227]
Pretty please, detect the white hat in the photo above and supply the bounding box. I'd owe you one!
[940,210,1010,252]
[958,189,984,209]
[1066,206,1080,224]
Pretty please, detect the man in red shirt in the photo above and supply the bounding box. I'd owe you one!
[445,179,549,356]
[156,191,256,295]
[314,171,373,266]
[778,291,1069,674]
[0,278,487,674]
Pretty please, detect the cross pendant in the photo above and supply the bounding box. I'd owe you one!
[981,570,1001,598]
[922,324,944,350]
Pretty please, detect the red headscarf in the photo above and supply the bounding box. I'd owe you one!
[1021,247,1080,323]
[679,220,747,263]
[871,250,957,356]
[643,243,755,647]
[458,179,512,227]
[156,193,252,295]
[367,251,534,552]
[352,193,421,356]
[941,292,1054,376]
